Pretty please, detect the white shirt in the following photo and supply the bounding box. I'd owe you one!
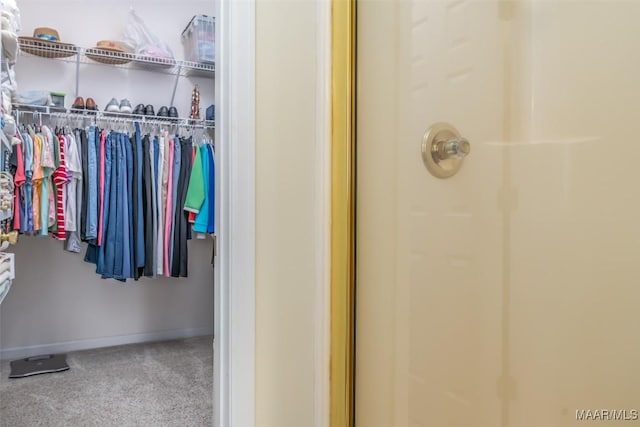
[64,133,82,232]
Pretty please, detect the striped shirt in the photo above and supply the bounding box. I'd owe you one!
[52,134,67,240]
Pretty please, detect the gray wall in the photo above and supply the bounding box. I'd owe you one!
[0,239,214,358]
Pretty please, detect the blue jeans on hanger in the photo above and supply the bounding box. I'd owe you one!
[153,136,160,273]
[113,133,126,280]
[86,126,98,240]
[85,128,107,264]
[95,132,112,274]
[122,133,134,279]
[102,132,118,279]
[134,123,145,271]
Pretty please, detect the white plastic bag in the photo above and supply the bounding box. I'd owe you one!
[2,30,18,62]
[1,0,21,34]
[121,8,174,59]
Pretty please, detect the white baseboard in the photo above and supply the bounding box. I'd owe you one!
[0,327,213,360]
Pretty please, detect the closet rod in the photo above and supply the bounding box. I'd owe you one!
[12,105,215,129]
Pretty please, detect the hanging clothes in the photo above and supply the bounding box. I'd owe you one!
[11,117,215,282]
[192,144,214,234]
[21,131,33,234]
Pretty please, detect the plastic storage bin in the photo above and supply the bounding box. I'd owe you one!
[50,92,65,108]
[182,15,215,64]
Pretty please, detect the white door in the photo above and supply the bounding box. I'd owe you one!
[356,1,640,426]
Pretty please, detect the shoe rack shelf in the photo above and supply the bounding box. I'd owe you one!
[18,39,214,107]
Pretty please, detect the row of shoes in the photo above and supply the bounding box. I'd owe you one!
[70,97,180,119]
[107,98,179,119]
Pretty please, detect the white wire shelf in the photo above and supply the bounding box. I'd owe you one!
[18,39,215,77]
[13,104,215,129]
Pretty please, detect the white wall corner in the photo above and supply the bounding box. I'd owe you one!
[215,0,256,426]
[315,0,332,426]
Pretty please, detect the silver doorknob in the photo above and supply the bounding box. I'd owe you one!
[436,137,470,160]
[422,123,470,179]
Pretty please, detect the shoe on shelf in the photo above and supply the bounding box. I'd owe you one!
[168,106,178,118]
[157,106,169,117]
[105,98,119,113]
[144,104,155,116]
[132,103,145,115]
[119,99,133,114]
[85,97,97,111]
[71,96,85,110]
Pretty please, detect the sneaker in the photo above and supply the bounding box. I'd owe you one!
[144,104,155,116]
[132,103,145,115]
[119,99,132,114]
[168,106,178,118]
[105,98,119,113]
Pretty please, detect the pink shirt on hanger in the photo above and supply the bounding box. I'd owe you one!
[12,141,25,231]
[13,186,20,231]
[13,141,25,187]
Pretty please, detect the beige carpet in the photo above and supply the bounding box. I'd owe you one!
[0,336,213,427]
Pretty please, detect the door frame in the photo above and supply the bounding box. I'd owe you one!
[216,0,256,425]
[218,0,336,424]
[330,0,356,426]
[217,0,357,423]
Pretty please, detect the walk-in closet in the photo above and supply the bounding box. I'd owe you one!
[0,0,216,425]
